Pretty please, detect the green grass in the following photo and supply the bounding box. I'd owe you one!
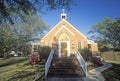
[101,63,120,81]
[105,60,120,64]
[0,57,45,81]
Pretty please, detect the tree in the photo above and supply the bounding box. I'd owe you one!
[0,14,48,58]
[88,17,120,52]
[0,0,75,24]
[0,0,75,58]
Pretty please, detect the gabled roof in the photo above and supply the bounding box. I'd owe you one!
[62,19,87,39]
[41,19,87,40]
[53,25,75,36]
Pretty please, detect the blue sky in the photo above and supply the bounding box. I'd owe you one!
[42,0,120,38]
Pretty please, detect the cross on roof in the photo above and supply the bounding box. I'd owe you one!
[62,9,65,14]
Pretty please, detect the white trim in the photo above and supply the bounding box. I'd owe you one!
[58,41,70,57]
[58,41,61,57]
[41,19,87,42]
[87,40,95,44]
[67,41,70,57]
[54,25,75,36]
[58,33,70,41]
[41,20,64,40]
[61,13,67,19]
[58,33,70,57]
[53,26,63,36]
[63,19,87,39]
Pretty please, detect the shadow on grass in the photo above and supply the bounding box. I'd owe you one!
[5,68,45,81]
[7,70,35,81]
[0,57,27,67]
[0,57,46,81]
[101,63,120,81]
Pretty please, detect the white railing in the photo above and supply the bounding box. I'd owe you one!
[75,50,87,76]
[45,49,54,77]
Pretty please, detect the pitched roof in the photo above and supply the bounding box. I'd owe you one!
[41,19,87,40]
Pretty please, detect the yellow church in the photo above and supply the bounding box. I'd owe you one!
[40,10,98,57]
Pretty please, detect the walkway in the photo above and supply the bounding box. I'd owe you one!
[46,62,112,81]
[87,62,112,81]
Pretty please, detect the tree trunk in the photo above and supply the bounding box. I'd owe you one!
[4,53,9,59]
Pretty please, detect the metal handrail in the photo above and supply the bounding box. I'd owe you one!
[45,49,54,78]
[75,50,87,76]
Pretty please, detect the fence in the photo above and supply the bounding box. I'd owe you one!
[101,52,120,61]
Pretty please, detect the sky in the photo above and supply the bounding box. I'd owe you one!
[41,0,120,38]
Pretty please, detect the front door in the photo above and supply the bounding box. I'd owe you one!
[61,42,67,57]
[58,33,70,57]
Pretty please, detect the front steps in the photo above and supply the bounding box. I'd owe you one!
[47,55,86,78]
[46,78,86,81]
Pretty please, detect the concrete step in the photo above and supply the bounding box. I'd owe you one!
[52,59,79,65]
[54,55,76,59]
[47,72,85,78]
[51,64,81,69]
[47,55,85,78]
[46,77,85,81]
[49,68,84,74]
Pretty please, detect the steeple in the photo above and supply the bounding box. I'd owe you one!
[60,9,67,19]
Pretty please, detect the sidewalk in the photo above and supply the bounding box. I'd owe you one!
[87,62,112,81]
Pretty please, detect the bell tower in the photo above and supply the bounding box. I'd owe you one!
[60,9,67,19]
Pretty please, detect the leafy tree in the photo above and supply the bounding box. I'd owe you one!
[0,0,75,23]
[0,0,75,58]
[88,17,120,52]
[0,14,48,58]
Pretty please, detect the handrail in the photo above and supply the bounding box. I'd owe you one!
[75,50,87,76]
[45,49,54,78]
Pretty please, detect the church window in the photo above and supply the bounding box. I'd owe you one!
[78,41,82,49]
[59,33,69,41]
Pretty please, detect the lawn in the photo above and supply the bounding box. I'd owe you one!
[101,63,120,81]
[0,57,45,81]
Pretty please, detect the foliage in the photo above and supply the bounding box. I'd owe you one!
[38,46,51,63]
[78,48,92,61]
[88,17,120,52]
[0,0,75,24]
[0,0,75,58]
[29,53,40,65]
[0,14,48,58]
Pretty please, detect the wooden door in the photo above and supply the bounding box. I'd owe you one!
[61,42,67,57]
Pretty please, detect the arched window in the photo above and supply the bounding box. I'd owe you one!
[59,33,69,41]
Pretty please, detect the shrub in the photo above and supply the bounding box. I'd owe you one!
[38,46,51,63]
[29,53,40,65]
[78,48,92,61]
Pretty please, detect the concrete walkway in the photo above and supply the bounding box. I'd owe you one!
[87,62,112,81]
[46,62,112,81]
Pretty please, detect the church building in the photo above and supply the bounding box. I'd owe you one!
[40,10,98,57]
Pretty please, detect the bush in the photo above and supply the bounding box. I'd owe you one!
[78,48,92,61]
[29,53,40,65]
[38,46,51,63]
